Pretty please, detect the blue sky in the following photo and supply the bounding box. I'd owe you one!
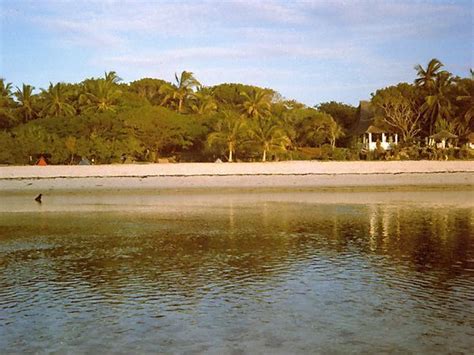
[1,0,472,106]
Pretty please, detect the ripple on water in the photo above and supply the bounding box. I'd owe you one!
[0,201,473,353]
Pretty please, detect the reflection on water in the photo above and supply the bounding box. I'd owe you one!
[0,191,473,353]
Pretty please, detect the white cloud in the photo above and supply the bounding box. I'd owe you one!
[2,0,470,105]
[38,18,125,47]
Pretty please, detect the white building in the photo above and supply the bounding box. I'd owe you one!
[362,125,398,151]
[353,101,399,151]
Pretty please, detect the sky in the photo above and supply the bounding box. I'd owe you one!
[0,0,472,106]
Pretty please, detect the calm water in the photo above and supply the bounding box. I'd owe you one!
[0,190,473,354]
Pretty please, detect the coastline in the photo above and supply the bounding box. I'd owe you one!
[0,161,473,191]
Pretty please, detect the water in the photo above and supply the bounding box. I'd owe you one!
[0,190,473,353]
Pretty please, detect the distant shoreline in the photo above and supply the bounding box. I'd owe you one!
[0,161,472,192]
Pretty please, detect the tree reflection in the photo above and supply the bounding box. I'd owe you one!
[0,203,472,302]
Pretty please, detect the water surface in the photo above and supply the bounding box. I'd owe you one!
[1,190,473,353]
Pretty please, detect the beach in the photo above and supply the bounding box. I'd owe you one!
[0,161,473,192]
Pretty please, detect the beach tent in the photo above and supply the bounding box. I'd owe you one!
[78,157,91,165]
[36,156,47,166]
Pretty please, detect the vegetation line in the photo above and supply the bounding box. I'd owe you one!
[1,60,472,164]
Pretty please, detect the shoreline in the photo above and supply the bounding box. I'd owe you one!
[0,161,473,191]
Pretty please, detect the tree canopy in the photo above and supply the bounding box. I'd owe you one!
[1,59,472,165]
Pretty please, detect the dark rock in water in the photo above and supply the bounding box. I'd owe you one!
[35,194,42,203]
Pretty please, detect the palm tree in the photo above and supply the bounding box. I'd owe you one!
[207,111,246,162]
[80,79,122,113]
[0,78,13,104]
[0,79,15,128]
[157,82,176,109]
[249,117,290,162]
[40,82,76,117]
[454,75,474,137]
[191,89,218,115]
[14,84,37,122]
[414,58,447,91]
[434,118,456,134]
[240,89,272,120]
[104,71,122,85]
[420,72,453,136]
[157,71,201,113]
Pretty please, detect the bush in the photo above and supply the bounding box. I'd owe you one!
[332,147,348,160]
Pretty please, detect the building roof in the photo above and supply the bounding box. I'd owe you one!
[366,125,386,134]
[351,101,374,135]
[351,101,391,135]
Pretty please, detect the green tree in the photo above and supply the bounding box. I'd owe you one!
[191,89,218,115]
[129,78,170,104]
[249,117,290,162]
[159,71,201,113]
[297,110,341,148]
[14,84,38,122]
[372,84,422,142]
[104,71,122,85]
[414,58,447,91]
[454,76,474,137]
[207,111,246,162]
[420,72,453,136]
[64,136,78,164]
[326,119,345,148]
[240,89,272,120]
[0,131,16,163]
[0,78,16,128]
[0,78,13,104]
[40,82,76,117]
[80,79,122,113]
[317,101,357,130]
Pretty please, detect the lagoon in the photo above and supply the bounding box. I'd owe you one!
[0,189,473,353]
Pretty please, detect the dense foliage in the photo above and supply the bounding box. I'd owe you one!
[0,60,472,164]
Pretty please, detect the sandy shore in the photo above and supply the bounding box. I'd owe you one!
[0,161,473,191]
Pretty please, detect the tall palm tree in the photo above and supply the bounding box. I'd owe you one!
[207,111,246,162]
[175,71,202,113]
[414,58,447,91]
[420,72,453,136]
[240,89,272,120]
[454,75,474,136]
[14,84,37,122]
[80,79,122,113]
[104,71,122,85]
[40,82,76,117]
[249,117,290,162]
[157,71,201,113]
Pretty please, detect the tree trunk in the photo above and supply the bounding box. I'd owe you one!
[262,149,267,162]
[228,142,233,162]
[178,98,183,113]
[69,154,74,165]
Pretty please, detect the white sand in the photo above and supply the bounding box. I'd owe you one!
[0,161,473,191]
